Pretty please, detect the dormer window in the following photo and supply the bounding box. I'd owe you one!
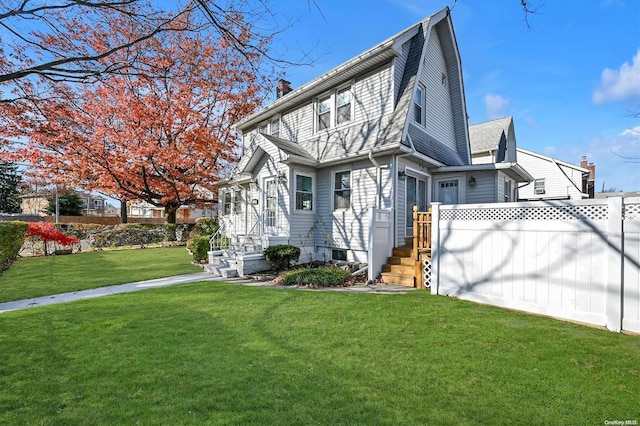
[414,85,424,125]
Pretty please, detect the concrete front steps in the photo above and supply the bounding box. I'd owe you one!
[204,251,238,278]
[381,247,415,287]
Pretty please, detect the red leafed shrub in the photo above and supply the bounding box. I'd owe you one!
[26,222,80,255]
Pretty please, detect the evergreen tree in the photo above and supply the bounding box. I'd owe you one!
[0,162,22,213]
[45,191,84,216]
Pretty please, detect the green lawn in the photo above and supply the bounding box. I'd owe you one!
[0,282,638,425]
[0,247,201,302]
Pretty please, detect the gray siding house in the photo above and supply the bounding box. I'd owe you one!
[214,7,531,280]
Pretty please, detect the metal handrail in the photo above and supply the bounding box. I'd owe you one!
[209,221,230,252]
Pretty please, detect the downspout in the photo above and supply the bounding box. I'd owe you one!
[368,150,382,209]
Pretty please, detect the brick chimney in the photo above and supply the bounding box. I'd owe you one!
[276,79,292,99]
[580,156,596,198]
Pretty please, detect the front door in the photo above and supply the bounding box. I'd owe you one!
[263,177,277,235]
[405,175,428,237]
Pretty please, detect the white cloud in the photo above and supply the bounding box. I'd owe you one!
[484,93,510,119]
[580,128,640,191]
[619,126,640,137]
[592,49,640,105]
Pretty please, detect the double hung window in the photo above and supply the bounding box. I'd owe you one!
[333,171,351,210]
[317,96,331,131]
[295,174,313,211]
[223,192,232,215]
[316,85,353,132]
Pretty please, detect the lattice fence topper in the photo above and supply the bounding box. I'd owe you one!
[375,210,391,222]
[624,203,640,221]
[439,204,609,222]
[423,257,431,289]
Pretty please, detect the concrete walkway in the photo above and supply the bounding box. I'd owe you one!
[0,273,413,314]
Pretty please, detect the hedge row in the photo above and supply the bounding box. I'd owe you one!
[54,223,194,248]
[0,221,28,273]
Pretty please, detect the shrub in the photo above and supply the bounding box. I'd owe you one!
[0,221,28,273]
[187,236,210,263]
[188,218,219,240]
[263,244,301,271]
[26,222,80,255]
[92,224,164,248]
[163,223,178,242]
[56,223,106,240]
[281,267,352,287]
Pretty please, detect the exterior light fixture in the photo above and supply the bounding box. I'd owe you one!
[468,176,476,187]
[398,170,407,181]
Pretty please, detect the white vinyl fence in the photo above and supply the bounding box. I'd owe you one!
[430,197,640,333]
[368,208,393,282]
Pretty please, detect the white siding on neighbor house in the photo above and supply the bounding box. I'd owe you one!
[517,150,585,200]
[471,152,495,165]
[422,28,456,152]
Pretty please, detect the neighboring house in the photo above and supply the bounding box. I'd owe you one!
[214,7,531,280]
[516,150,593,201]
[20,194,49,216]
[469,117,594,201]
[77,191,119,217]
[20,190,118,217]
[128,201,216,220]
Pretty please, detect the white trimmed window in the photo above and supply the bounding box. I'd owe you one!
[336,87,352,125]
[270,117,280,137]
[223,191,231,215]
[333,170,351,210]
[504,180,512,202]
[258,122,268,134]
[315,85,353,132]
[295,173,314,211]
[317,95,331,131]
[534,179,545,194]
[233,189,242,214]
[414,85,424,125]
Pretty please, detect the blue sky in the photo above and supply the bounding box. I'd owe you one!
[269,0,640,192]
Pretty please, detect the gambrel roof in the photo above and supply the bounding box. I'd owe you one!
[232,7,471,169]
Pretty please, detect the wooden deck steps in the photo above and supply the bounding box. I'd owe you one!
[380,247,415,287]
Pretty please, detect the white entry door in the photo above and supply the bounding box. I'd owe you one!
[263,178,277,235]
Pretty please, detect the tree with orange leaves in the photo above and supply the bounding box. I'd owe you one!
[1,7,272,223]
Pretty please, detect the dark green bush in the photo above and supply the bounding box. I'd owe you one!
[0,221,28,273]
[92,224,164,248]
[263,244,301,271]
[281,266,352,287]
[188,218,219,240]
[164,223,178,242]
[187,236,210,263]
